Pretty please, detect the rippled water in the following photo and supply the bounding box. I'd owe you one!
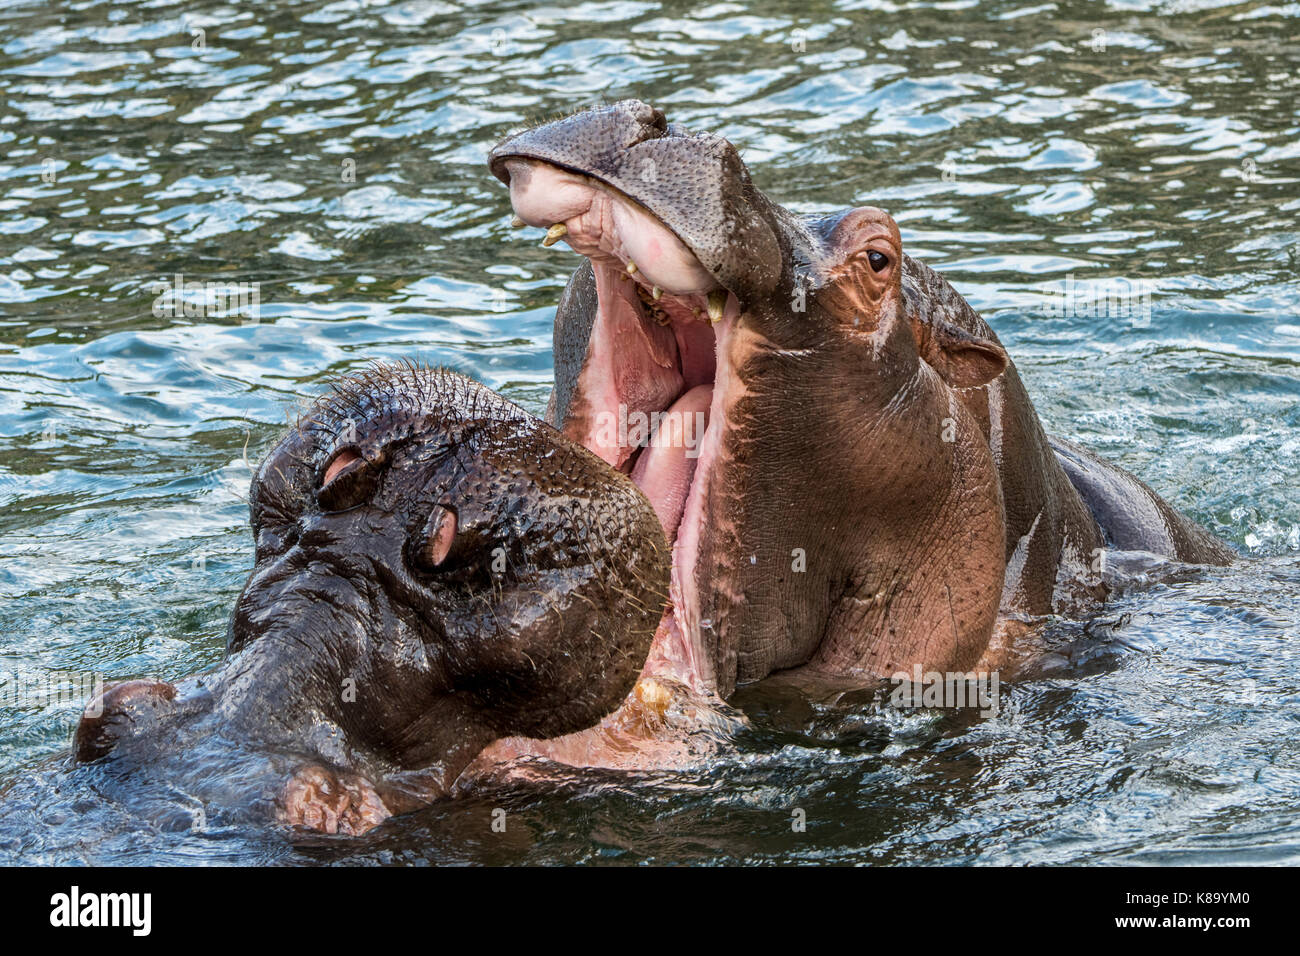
[0,0,1297,865]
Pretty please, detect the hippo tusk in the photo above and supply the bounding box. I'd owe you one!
[707,289,727,324]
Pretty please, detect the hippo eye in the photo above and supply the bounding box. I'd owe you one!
[318,447,380,512]
[867,251,889,273]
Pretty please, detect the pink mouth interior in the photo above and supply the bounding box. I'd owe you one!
[504,158,740,691]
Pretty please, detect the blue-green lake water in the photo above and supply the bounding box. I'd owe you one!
[0,0,1297,864]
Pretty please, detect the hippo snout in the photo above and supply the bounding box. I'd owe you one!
[225,365,671,767]
[74,678,178,763]
[60,366,671,834]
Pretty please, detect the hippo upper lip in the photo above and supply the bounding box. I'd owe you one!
[491,152,724,294]
[501,157,724,302]
[489,99,791,301]
[487,99,747,297]
[487,100,671,188]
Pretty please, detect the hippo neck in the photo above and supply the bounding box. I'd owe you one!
[898,254,1107,616]
[687,325,1010,693]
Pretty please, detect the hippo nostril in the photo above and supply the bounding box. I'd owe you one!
[626,100,667,139]
[73,678,177,763]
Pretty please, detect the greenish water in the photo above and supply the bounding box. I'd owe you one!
[0,0,1297,864]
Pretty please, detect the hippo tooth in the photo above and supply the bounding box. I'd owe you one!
[707,289,727,324]
[626,260,638,275]
[634,677,672,720]
[652,285,662,301]
[510,215,526,228]
[541,223,568,246]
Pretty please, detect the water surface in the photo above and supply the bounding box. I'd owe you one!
[0,0,1297,864]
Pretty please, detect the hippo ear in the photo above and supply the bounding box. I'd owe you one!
[911,315,1008,389]
[415,504,459,570]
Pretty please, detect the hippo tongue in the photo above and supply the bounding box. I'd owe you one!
[629,384,712,540]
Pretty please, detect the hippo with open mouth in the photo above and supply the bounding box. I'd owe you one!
[478,99,1233,764]
[18,103,1233,841]
[55,365,671,835]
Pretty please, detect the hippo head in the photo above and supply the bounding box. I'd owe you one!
[491,102,1011,696]
[73,365,669,832]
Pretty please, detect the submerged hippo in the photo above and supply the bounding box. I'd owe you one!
[481,100,1232,761]
[64,365,670,834]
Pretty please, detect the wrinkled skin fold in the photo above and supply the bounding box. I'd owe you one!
[66,365,670,835]
[484,100,1234,761]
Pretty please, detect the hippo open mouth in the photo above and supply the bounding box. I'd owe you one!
[487,103,789,695]
[486,101,1235,748]
[493,157,733,541]
[503,166,726,689]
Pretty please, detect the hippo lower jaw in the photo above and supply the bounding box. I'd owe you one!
[499,158,743,700]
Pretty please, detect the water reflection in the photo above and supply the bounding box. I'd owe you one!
[0,0,1296,864]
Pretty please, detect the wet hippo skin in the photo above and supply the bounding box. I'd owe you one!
[481,100,1234,765]
[58,104,1236,835]
[69,365,670,834]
